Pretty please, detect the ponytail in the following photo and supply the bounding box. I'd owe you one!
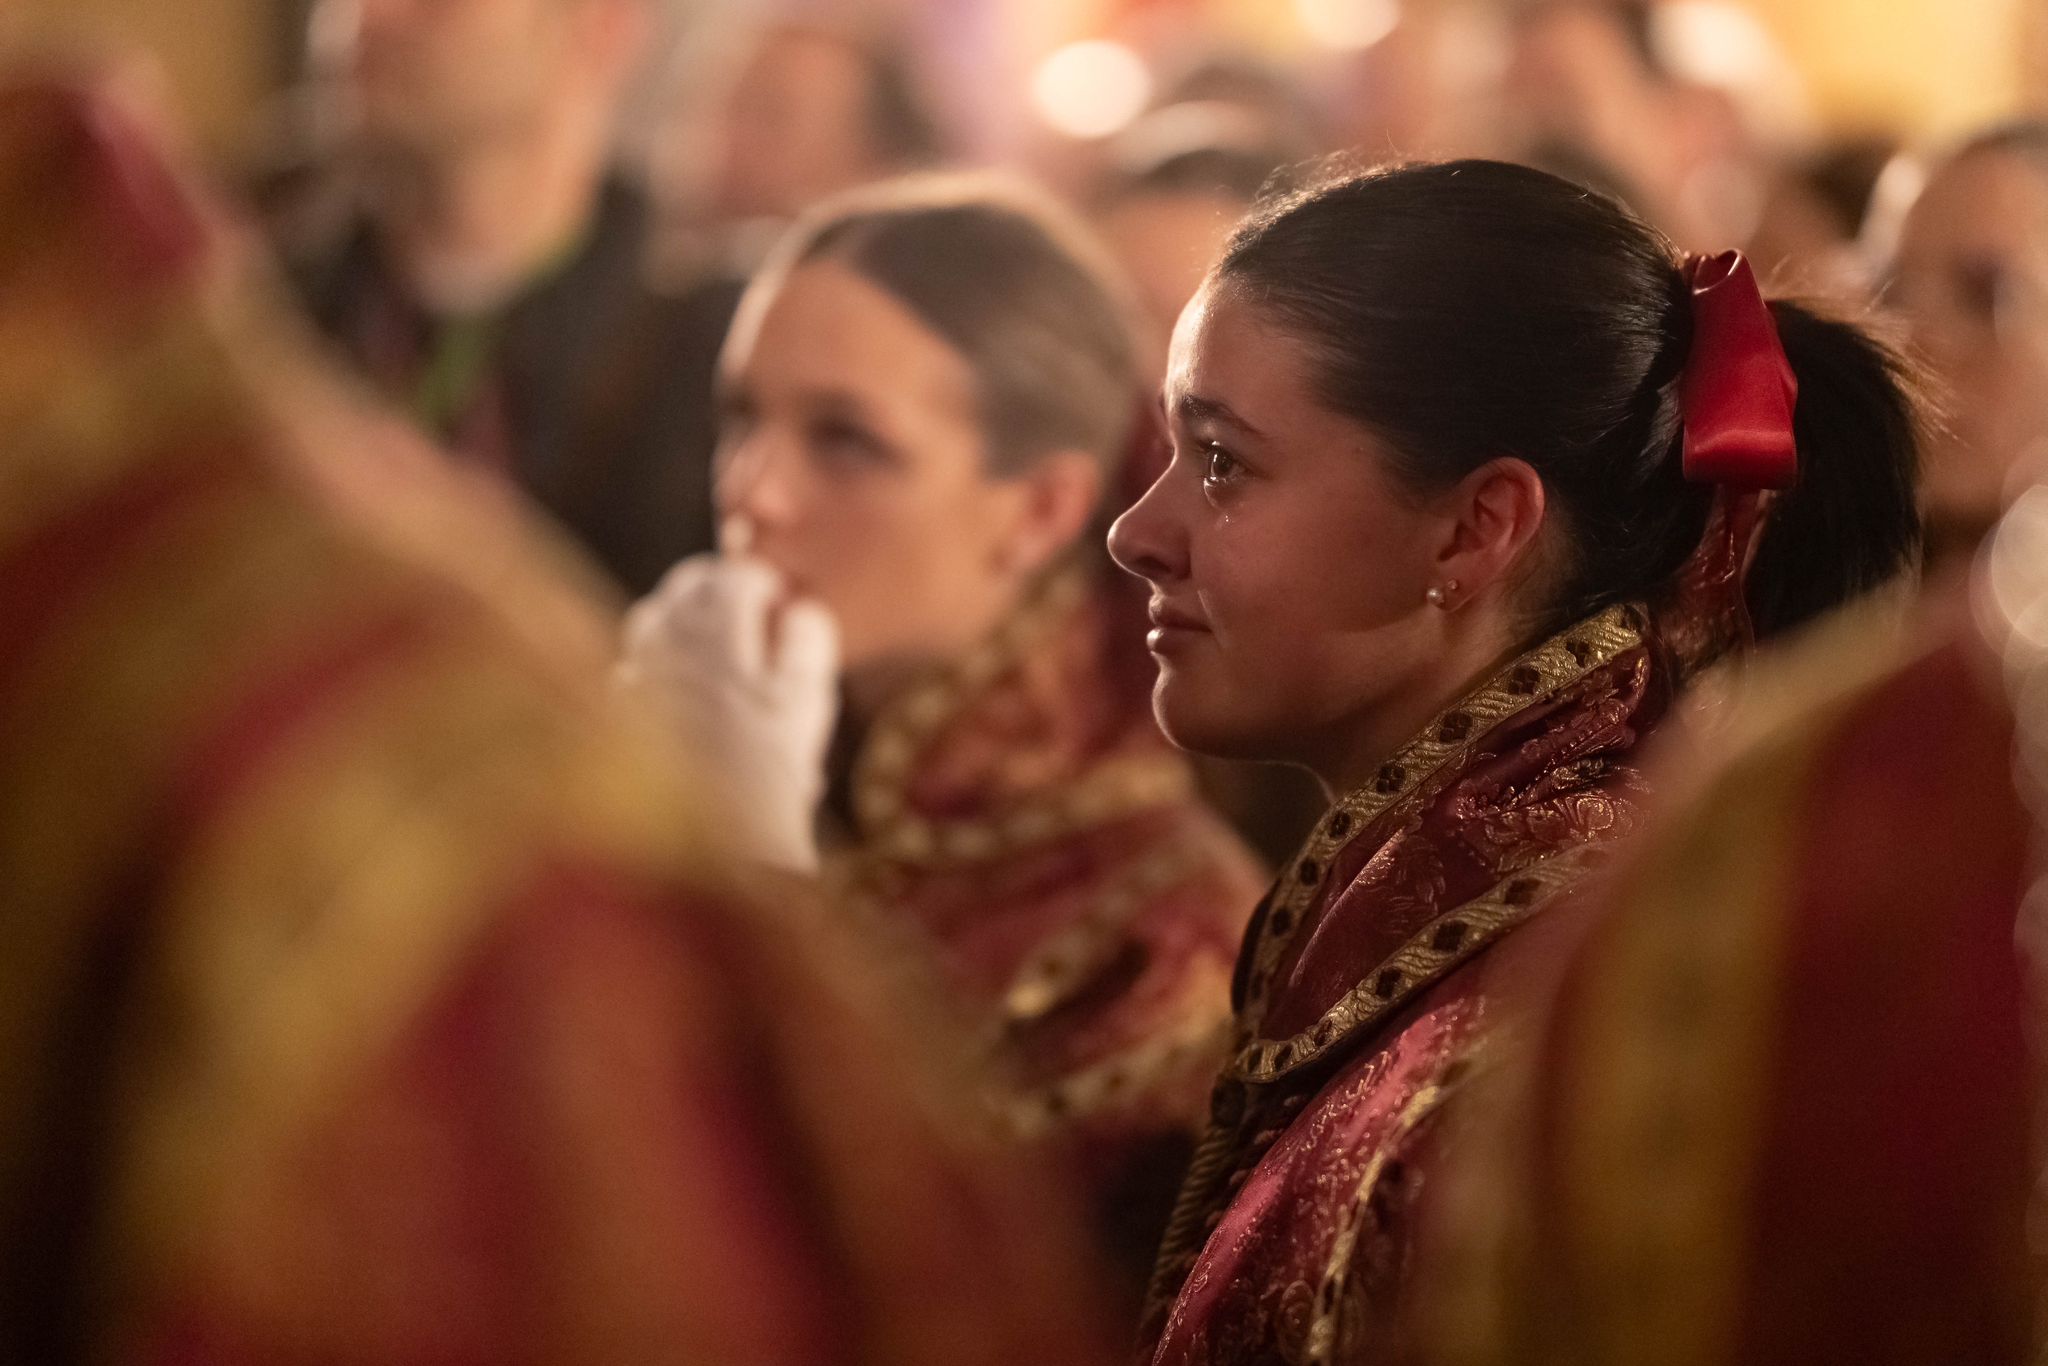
[1747,301,1922,637]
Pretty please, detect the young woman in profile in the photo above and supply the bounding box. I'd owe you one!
[619,177,1266,1306]
[1105,159,1922,1364]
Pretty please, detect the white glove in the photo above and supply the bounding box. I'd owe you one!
[617,555,839,872]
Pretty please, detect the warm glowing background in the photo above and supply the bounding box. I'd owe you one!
[13,0,2045,158]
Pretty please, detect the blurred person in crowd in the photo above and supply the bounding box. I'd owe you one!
[0,74,1125,1366]
[1500,0,1766,252]
[1876,121,2048,572]
[653,14,945,260]
[1146,54,1329,169]
[1095,107,1303,368]
[1318,0,1511,163]
[278,0,724,595]
[1521,138,1654,219]
[1017,49,1319,261]
[619,177,1267,1309]
[1108,161,1922,1364]
[1746,135,1897,296]
[636,14,949,588]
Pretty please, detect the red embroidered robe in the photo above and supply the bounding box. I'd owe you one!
[1142,604,1667,1364]
[1416,599,2038,1366]
[831,565,1268,1297]
[0,78,1122,1366]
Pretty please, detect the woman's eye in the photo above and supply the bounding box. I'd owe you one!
[1201,443,1244,488]
[809,420,888,466]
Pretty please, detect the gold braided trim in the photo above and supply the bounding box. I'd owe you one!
[102,613,704,1294]
[1301,1068,1466,1365]
[1140,1081,1258,1329]
[1544,709,1821,1366]
[1229,843,1612,1084]
[862,754,1192,865]
[1001,834,1214,1022]
[0,485,336,1203]
[833,826,1233,1139]
[994,979,1233,1141]
[851,565,1192,869]
[1229,603,1645,1083]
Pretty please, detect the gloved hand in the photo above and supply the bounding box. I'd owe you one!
[618,555,839,872]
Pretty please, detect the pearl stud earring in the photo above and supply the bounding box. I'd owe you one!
[1426,579,1459,608]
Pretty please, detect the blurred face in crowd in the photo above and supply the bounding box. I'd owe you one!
[1503,4,1658,156]
[1888,146,2048,530]
[325,0,638,154]
[715,260,1094,688]
[1498,2,1755,248]
[1108,282,1472,774]
[705,28,888,222]
[1097,189,1248,369]
[1747,175,1863,297]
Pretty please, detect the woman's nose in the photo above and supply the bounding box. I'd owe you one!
[1107,467,1187,584]
[716,433,798,531]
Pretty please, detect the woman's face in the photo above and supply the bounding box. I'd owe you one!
[715,259,1045,679]
[1889,148,2048,526]
[701,29,880,222]
[1107,281,1453,771]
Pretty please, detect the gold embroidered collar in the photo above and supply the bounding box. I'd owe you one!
[849,565,1191,868]
[1226,602,1648,1084]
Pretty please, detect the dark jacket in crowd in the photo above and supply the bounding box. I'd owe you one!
[283,178,738,596]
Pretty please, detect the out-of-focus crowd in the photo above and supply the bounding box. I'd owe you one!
[5,1,2048,1363]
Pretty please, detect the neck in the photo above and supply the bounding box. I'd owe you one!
[370,105,613,314]
[837,572,1054,732]
[1306,609,1528,800]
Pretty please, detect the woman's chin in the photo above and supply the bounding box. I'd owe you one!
[1151,677,1266,761]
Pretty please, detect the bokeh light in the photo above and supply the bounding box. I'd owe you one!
[1031,39,1152,140]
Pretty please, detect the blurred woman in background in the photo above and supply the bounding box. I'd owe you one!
[620,176,1265,1307]
[1878,120,2048,572]
[1107,159,1922,1364]
[0,77,1122,1366]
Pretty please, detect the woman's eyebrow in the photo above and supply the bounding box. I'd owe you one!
[1174,392,1265,440]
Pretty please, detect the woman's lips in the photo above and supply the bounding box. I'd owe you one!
[1146,599,1210,652]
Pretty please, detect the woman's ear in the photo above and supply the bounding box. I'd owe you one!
[993,450,1105,579]
[1433,457,1548,604]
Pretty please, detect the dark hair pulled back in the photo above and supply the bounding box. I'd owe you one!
[1216,159,1921,639]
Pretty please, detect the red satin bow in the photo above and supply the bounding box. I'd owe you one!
[1679,250,1798,491]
